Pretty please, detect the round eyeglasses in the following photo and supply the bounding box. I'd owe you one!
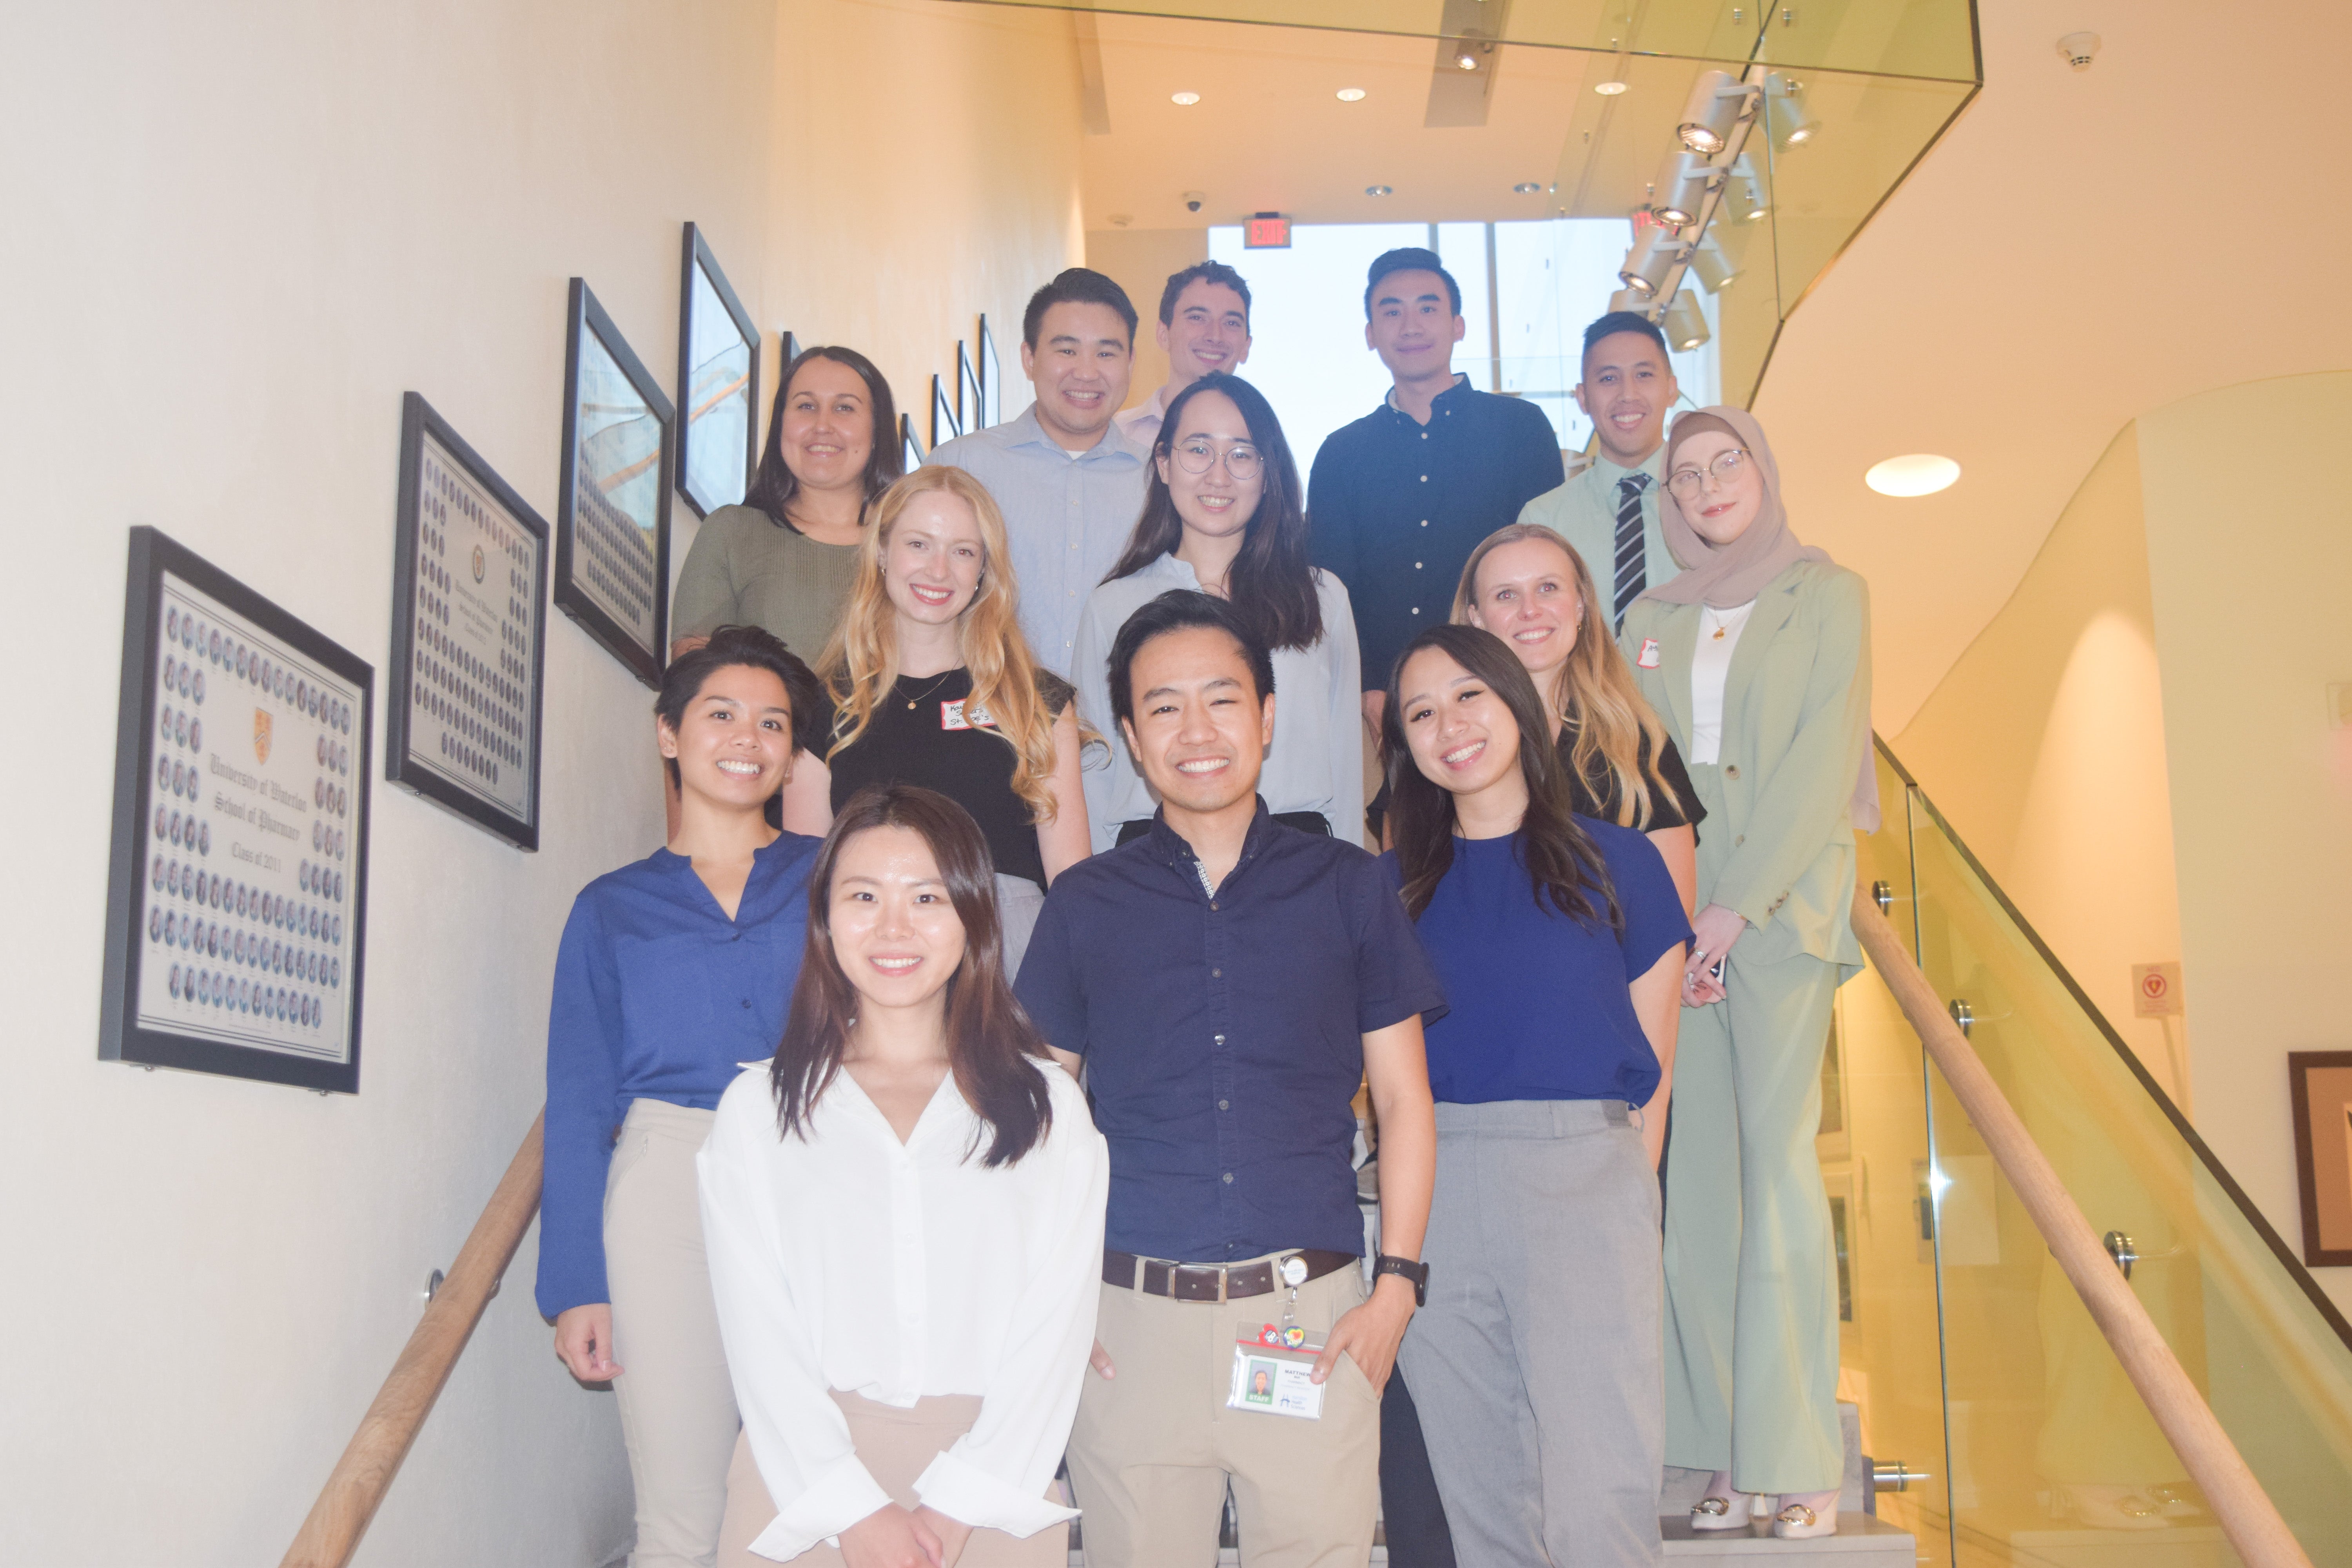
[1172,440,1262,480]
[1666,447,1751,499]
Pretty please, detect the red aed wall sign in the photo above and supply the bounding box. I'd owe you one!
[1244,213,1291,249]
[2131,962,2183,1018]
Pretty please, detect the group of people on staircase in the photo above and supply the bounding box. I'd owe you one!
[534,250,1873,1568]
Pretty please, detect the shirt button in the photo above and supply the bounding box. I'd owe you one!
[1214,1034,1225,1044]
[1420,520,1428,527]
[740,999,751,1009]
[1410,606,1421,615]
[1419,475,1428,482]
[1222,1172,1234,1184]
[1736,834,1746,846]
[1212,967,1222,978]
[1209,900,1219,911]
[1725,764,1740,779]
[1414,563,1422,570]
[1219,1099,1230,1111]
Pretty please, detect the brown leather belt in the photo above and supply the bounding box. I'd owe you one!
[1102,1247,1356,1302]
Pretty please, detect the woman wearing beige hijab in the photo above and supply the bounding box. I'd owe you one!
[1618,407,1872,1542]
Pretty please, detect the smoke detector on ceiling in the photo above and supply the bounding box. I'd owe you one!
[2056,32,2100,70]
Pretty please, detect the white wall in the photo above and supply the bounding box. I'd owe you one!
[0,2,1080,1563]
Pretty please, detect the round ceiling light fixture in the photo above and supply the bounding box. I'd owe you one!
[1865,454,1961,497]
[1594,79,1630,96]
[1365,184,1394,197]
[1336,86,1367,102]
[1171,91,1201,106]
[1512,181,1542,194]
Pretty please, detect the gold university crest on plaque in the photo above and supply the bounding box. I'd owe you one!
[252,708,273,764]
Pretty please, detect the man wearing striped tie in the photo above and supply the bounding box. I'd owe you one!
[1515,312,1683,630]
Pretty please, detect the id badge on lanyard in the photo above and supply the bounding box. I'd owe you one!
[1225,1254,1324,1420]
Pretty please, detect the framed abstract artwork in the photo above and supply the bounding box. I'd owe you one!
[900,412,925,472]
[555,278,673,689]
[977,314,1003,428]
[387,392,547,850]
[2290,1051,2352,1267]
[958,339,983,434]
[931,373,960,450]
[676,223,759,519]
[100,527,372,1093]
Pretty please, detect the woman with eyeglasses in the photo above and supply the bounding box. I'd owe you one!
[1619,407,1872,1542]
[1070,371,1361,849]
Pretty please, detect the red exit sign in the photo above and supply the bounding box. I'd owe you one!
[1244,212,1291,249]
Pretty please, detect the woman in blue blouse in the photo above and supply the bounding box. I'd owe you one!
[1380,623,1690,1568]
[535,624,829,1568]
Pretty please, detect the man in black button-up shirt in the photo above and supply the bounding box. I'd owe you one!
[1308,248,1566,729]
[1018,591,1441,1566]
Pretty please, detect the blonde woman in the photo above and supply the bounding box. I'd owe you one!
[1454,523,1703,915]
[778,466,1089,971]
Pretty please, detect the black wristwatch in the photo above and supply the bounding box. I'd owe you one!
[1374,1253,1429,1307]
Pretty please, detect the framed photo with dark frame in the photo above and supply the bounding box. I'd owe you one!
[555,278,673,689]
[978,314,1003,428]
[931,374,960,450]
[900,412,925,472]
[100,526,372,1093]
[676,224,759,520]
[2289,1051,2352,1267]
[957,340,982,434]
[387,393,548,850]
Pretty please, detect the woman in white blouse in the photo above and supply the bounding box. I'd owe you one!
[699,782,1109,1568]
[1070,372,1361,850]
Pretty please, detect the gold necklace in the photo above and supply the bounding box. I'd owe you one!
[902,669,959,710]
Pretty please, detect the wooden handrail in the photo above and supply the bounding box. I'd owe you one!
[281,1112,545,1568]
[1852,894,2312,1568]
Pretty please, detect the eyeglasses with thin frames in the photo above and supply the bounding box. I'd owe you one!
[1665,447,1751,500]
[1172,439,1263,481]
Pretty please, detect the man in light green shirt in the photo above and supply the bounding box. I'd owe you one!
[1516,311,1682,628]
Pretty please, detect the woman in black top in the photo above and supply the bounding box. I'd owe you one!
[1453,523,1704,914]
[777,466,1089,971]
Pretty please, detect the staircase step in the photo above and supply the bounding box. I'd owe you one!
[1662,1513,1915,1562]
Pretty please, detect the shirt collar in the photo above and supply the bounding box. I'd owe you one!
[1004,403,1147,468]
[1136,551,1200,586]
[1592,442,1667,484]
[1382,371,1470,421]
[1144,797,1274,884]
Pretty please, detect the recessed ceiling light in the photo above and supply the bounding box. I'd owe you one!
[1171,91,1201,106]
[1365,184,1394,197]
[1866,454,1961,497]
[1595,80,1630,96]
[1336,87,1367,102]
[1513,181,1542,194]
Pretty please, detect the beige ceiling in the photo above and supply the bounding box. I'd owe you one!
[1076,15,1610,229]
[1751,0,2352,730]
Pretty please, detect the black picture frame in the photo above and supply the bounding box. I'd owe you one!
[957,340,982,433]
[978,315,1003,427]
[555,278,673,689]
[2290,1051,2352,1267]
[901,412,926,472]
[387,393,548,851]
[675,224,759,520]
[780,330,800,368]
[100,526,373,1094]
[931,374,960,450]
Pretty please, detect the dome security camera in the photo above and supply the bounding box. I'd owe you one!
[1183,191,1205,214]
[2056,31,2100,69]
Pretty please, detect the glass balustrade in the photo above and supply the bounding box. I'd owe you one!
[1829,743,2352,1566]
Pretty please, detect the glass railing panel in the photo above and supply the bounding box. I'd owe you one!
[1906,793,2352,1565]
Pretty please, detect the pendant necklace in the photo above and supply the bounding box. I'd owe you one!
[902,670,958,710]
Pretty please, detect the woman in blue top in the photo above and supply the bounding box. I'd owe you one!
[1381,623,1691,1568]
[536,624,829,1568]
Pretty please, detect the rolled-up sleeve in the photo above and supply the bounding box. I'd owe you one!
[698,1076,894,1561]
[915,1074,1107,1535]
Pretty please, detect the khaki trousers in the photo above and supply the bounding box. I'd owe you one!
[607,1099,740,1568]
[718,1391,1067,1567]
[1660,946,1844,1494]
[1067,1257,1379,1568]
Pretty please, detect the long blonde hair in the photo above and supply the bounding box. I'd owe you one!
[1452,524,1672,831]
[817,466,1065,823]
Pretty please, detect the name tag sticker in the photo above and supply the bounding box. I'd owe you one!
[1637,638,1661,670]
[940,699,997,732]
[1228,1329,1325,1420]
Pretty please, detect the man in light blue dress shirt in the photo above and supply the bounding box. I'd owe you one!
[928,267,1152,680]
[1516,312,1684,630]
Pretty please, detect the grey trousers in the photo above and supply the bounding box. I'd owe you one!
[1398,1100,1663,1568]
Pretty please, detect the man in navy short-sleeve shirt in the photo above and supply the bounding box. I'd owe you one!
[1018,590,1442,1567]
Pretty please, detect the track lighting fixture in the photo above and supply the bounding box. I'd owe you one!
[1766,73,1817,150]
[1677,69,1759,156]
[1664,290,1710,352]
[1608,287,1664,322]
[1651,151,1717,229]
[1719,155,1770,223]
[1618,226,1688,298]
[1689,229,1742,293]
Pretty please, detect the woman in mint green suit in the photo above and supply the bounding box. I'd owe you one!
[1618,407,1872,1542]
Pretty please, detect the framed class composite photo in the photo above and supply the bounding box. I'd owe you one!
[957,339,982,434]
[100,526,372,1093]
[900,411,925,473]
[388,392,548,850]
[931,373,959,450]
[977,314,1002,428]
[676,223,759,520]
[2290,1051,2352,1268]
[555,277,674,689]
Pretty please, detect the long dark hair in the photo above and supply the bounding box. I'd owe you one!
[1381,624,1618,930]
[654,624,829,787]
[1103,372,1323,653]
[744,345,903,529]
[770,784,1054,1167]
